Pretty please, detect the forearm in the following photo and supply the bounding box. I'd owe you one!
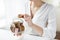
[22,14,43,36]
[29,23,43,36]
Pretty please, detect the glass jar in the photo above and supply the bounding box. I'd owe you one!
[10,18,25,36]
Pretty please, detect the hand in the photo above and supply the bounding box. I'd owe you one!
[18,14,24,18]
[25,14,32,25]
[18,14,33,26]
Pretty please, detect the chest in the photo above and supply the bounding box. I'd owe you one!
[32,8,49,27]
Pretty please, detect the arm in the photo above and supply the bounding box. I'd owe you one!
[30,7,56,38]
[42,8,56,38]
[18,7,56,38]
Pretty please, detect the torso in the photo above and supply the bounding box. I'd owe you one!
[30,1,45,19]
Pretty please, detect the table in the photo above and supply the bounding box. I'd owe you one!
[0,29,58,40]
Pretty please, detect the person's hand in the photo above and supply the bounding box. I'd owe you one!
[18,14,33,26]
[24,14,33,26]
[18,14,24,18]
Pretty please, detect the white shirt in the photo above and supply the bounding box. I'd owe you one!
[0,0,56,40]
[30,3,56,39]
[23,2,56,40]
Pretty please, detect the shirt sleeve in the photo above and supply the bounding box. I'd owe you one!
[42,7,56,39]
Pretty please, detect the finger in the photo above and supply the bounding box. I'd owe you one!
[24,17,31,22]
[24,14,31,19]
[24,14,31,18]
[18,14,24,18]
[24,14,29,17]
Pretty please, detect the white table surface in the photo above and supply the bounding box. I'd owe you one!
[0,29,57,40]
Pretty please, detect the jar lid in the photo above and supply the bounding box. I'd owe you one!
[13,18,23,23]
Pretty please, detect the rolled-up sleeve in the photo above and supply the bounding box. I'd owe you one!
[42,7,56,39]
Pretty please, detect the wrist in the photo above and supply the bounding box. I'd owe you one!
[28,22,34,27]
